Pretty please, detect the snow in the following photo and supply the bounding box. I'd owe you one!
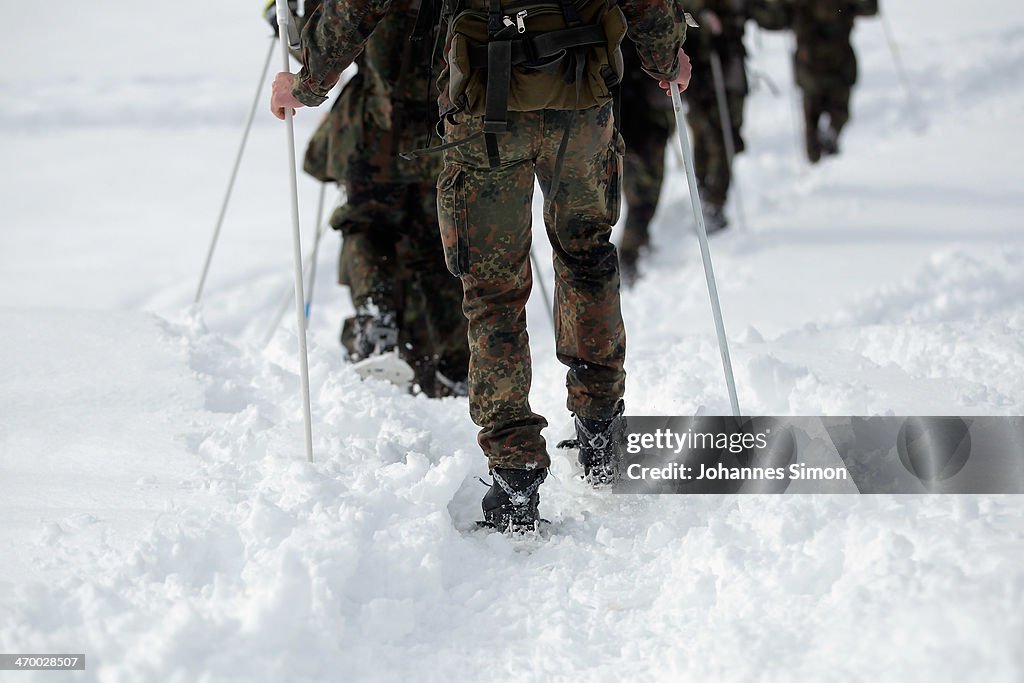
[0,1,1022,681]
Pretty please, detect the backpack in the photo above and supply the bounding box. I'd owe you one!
[446,0,627,115]
[405,0,626,168]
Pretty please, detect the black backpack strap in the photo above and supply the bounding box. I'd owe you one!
[558,0,583,27]
[467,24,606,69]
[400,130,485,160]
[483,39,513,168]
[409,0,437,41]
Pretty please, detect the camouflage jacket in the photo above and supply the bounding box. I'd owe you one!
[681,0,788,101]
[299,0,443,183]
[779,0,879,87]
[290,0,688,109]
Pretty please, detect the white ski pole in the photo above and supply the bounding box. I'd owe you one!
[786,34,807,167]
[879,10,924,128]
[275,0,314,462]
[263,184,332,346]
[709,50,749,232]
[670,83,741,418]
[530,248,556,329]
[303,183,329,324]
[195,37,276,305]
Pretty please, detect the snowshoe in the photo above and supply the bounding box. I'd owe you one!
[346,311,415,390]
[480,467,547,533]
[352,351,415,389]
[434,369,469,397]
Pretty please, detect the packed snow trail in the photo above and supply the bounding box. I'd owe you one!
[2,310,1021,682]
[1,0,1023,681]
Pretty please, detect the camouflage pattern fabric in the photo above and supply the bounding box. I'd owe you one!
[432,1,685,469]
[334,180,470,396]
[292,0,686,469]
[788,0,877,93]
[301,0,443,184]
[437,103,627,469]
[297,0,468,396]
[305,82,442,185]
[293,0,689,107]
[618,45,674,262]
[779,0,879,161]
[681,0,752,208]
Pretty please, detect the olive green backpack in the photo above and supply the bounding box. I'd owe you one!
[405,0,627,169]
[447,0,627,114]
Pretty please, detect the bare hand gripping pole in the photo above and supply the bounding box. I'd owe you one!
[276,0,315,462]
[670,83,741,418]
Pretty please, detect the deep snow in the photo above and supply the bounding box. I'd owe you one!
[0,1,1022,681]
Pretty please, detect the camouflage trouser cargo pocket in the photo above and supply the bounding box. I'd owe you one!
[605,133,625,225]
[437,164,470,277]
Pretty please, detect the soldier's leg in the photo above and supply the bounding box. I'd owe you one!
[402,181,470,396]
[537,103,626,423]
[686,103,728,231]
[823,85,851,154]
[686,103,713,196]
[438,112,548,470]
[728,90,747,156]
[705,100,732,209]
[334,181,406,360]
[394,235,438,393]
[802,88,825,164]
[620,114,671,267]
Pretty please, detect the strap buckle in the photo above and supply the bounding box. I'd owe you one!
[483,119,508,134]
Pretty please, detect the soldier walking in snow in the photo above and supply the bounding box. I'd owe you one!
[271,0,470,396]
[616,44,675,284]
[271,0,690,532]
[681,0,788,234]
[776,0,879,163]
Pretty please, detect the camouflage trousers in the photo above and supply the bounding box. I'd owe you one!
[800,81,852,161]
[334,180,470,395]
[619,103,673,256]
[685,90,746,208]
[438,102,627,470]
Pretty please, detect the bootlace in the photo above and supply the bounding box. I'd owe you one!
[491,470,544,508]
[556,416,610,451]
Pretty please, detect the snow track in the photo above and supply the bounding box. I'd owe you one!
[1,1,1023,681]
[2,312,1021,682]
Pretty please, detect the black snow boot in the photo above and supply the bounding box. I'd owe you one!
[819,125,840,157]
[702,202,728,236]
[481,467,547,533]
[560,404,626,487]
[347,310,400,361]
